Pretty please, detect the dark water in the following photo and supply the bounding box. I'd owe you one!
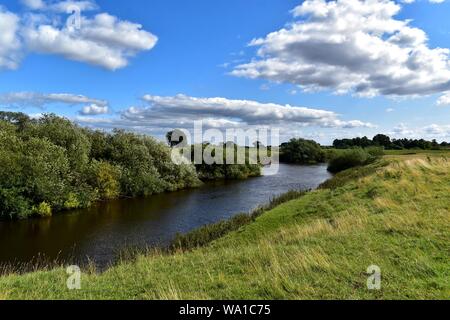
[0,164,331,268]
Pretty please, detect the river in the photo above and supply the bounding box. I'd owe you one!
[0,164,331,268]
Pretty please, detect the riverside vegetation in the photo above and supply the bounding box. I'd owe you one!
[0,152,448,299]
[0,112,261,220]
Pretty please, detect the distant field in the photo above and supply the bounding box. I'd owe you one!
[325,148,450,158]
[384,149,450,156]
[0,153,448,300]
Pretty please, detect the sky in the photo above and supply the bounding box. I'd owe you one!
[0,0,449,145]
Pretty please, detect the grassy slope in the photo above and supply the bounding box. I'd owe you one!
[0,155,449,300]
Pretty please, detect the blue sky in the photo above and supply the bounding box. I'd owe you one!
[0,0,449,144]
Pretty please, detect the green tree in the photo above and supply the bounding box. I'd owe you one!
[89,160,121,200]
[373,134,391,148]
[280,138,325,164]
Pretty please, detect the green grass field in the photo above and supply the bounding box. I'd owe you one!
[0,153,449,300]
[384,149,450,156]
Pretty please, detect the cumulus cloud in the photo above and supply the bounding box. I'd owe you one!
[391,123,414,136]
[22,12,158,70]
[437,92,450,106]
[79,103,109,115]
[115,94,374,130]
[390,123,450,140]
[21,0,46,10]
[22,0,98,12]
[0,92,108,113]
[231,0,450,103]
[2,1,158,70]
[48,1,98,12]
[73,94,374,143]
[0,8,22,70]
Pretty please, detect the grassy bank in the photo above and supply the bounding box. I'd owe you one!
[0,154,448,299]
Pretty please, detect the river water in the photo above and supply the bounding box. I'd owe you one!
[0,164,331,268]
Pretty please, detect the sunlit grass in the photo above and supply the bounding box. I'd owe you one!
[0,154,448,300]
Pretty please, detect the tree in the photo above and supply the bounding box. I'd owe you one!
[280,138,325,164]
[372,134,391,148]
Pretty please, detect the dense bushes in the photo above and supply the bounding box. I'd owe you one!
[191,144,261,180]
[280,138,325,164]
[327,147,384,173]
[0,112,264,220]
[0,112,201,220]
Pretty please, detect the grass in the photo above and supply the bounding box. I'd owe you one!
[384,149,450,156]
[0,153,449,300]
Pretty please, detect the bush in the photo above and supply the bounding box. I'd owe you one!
[192,144,262,181]
[0,113,202,220]
[280,138,325,164]
[327,148,383,173]
[34,202,52,217]
[64,193,81,210]
[89,160,121,200]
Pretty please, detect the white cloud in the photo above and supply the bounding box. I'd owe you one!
[231,0,450,104]
[22,13,158,70]
[390,123,450,140]
[121,94,374,130]
[386,108,395,112]
[437,92,450,106]
[73,94,374,143]
[49,1,98,13]
[0,92,108,110]
[22,0,97,12]
[0,8,21,70]
[391,123,414,136]
[79,103,109,115]
[2,2,158,70]
[21,0,46,10]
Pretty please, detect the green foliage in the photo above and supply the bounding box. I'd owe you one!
[89,160,121,200]
[0,113,202,220]
[1,156,448,299]
[0,113,260,220]
[327,147,384,173]
[34,202,52,217]
[192,144,262,181]
[333,134,448,150]
[63,193,81,210]
[280,138,325,164]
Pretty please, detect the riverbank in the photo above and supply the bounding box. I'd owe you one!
[0,154,448,299]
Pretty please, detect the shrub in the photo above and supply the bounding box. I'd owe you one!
[34,202,52,217]
[280,138,325,164]
[64,193,81,210]
[89,160,121,200]
[327,148,382,173]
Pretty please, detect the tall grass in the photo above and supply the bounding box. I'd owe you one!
[0,154,448,300]
[170,190,308,251]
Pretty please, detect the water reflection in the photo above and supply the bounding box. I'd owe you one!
[0,164,331,267]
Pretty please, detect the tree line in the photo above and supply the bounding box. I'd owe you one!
[333,134,449,150]
[1,112,241,220]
